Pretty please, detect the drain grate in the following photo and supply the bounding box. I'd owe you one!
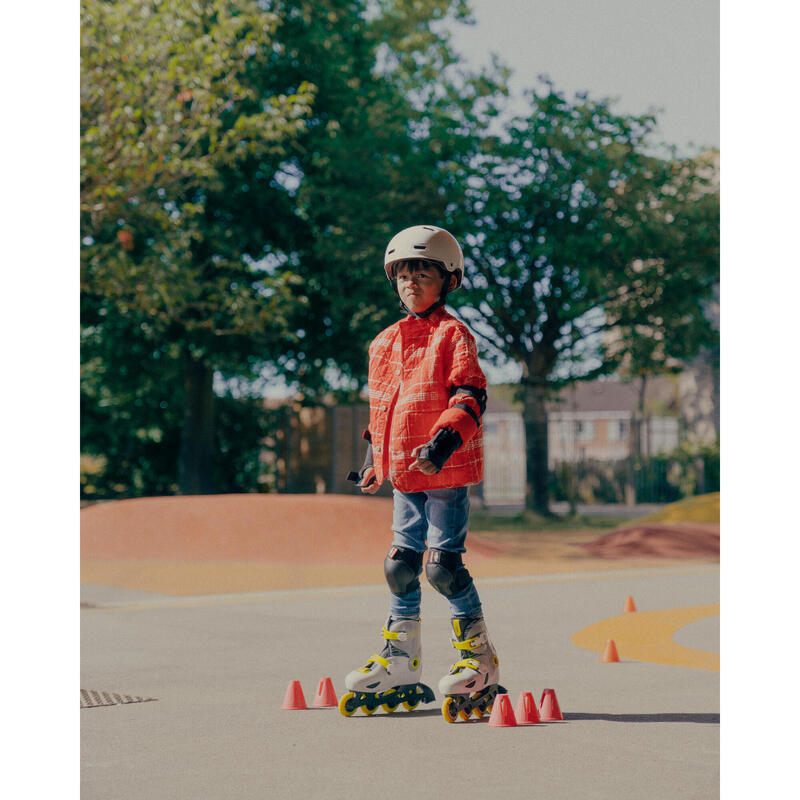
[81,690,158,709]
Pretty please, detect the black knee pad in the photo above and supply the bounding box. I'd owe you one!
[384,546,424,595]
[425,549,474,598]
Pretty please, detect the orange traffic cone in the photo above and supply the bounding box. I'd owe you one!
[312,677,338,707]
[487,693,517,727]
[539,689,564,721]
[602,639,621,663]
[281,679,308,710]
[623,596,637,613]
[514,691,541,725]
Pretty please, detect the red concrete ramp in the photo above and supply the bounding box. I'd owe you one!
[578,522,720,559]
[81,494,507,567]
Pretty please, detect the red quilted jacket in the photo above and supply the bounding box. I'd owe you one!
[366,307,485,492]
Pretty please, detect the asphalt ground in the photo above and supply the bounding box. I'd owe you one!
[81,563,720,799]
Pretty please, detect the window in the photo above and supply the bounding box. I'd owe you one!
[576,421,594,442]
[607,420,629,442]
[554,420,573,441]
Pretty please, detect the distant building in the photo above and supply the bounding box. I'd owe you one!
[547,378,681,466]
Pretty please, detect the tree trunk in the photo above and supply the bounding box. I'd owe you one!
[522,380,551,515]
[178,351,216,494]
[625,375,647,505]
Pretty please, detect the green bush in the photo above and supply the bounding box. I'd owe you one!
[549,439,720,505]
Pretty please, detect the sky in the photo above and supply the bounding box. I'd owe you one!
[447,0,719,156]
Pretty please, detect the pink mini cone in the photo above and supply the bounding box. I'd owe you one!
[312,677,337,707]
[281,680,307,710]
[487,693,517,727]
[514,691,541,725]
[539,689,564,721]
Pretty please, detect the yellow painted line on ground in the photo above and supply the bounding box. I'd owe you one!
[572,604,720,672]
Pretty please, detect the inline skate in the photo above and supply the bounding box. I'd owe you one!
[439,616,505,722]
[339,616,435,716]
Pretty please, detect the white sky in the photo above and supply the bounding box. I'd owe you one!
[449,0,719,156]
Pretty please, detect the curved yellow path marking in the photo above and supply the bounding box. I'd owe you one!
[571,604,719,672]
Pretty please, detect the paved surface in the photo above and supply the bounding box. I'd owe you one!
[81,563,719,799]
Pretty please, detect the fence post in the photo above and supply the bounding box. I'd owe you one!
[624,418,639,506]
[694,456,706,495]
[329,406,337,493]
[284,406,292,493]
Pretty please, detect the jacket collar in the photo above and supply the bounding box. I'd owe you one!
[400,305,448,325]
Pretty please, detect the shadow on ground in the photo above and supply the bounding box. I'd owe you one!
[564,712,719,724]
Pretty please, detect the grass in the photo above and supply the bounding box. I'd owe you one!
[470,492,720,533]
[633,492,719,524]
[469,509,634,533]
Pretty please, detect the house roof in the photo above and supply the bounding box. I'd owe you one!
[548,377,678,414]
[549,380,640,413]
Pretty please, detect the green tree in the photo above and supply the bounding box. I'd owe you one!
[613,152,719,358]
[260,0,506,396]
[606,151,719,463]
[448,83,719,514]
[81,0,316,493]
[81,0,506,496]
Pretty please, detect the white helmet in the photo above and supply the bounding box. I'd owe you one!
[383,225,464,289]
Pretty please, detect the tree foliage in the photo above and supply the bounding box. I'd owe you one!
[260,0,505,394]
[81,0,321,495]
[80,0,505,497]
[447,82,719,512]
[605,151,720,385]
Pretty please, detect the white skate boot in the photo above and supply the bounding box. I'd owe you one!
[339,617,435,716]
[439,616,505,722]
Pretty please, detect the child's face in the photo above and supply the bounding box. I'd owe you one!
[395,261,449,314]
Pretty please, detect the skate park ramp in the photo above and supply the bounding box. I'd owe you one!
[81,494,506,596]
[81,494,719,596]
[578,522,720,559]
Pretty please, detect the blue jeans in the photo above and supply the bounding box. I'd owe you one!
[389,486,483,619]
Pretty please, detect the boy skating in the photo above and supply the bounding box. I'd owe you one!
[339,225,503,723]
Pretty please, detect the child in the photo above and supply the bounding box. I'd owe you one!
[340,225,502,722]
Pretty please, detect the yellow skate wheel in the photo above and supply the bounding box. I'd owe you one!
[402,698,421,711]
[338,692,357,717]
[363,702,378,715]
[442,696,458,723]
[472,705,486,718]
[381,702,398,713]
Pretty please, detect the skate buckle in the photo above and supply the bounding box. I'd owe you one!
[382,627,408,642]
[453,634,485,650]
[361,654,390,673]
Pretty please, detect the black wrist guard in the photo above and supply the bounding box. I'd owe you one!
[347,442,375,486]
[417,426,463,472]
